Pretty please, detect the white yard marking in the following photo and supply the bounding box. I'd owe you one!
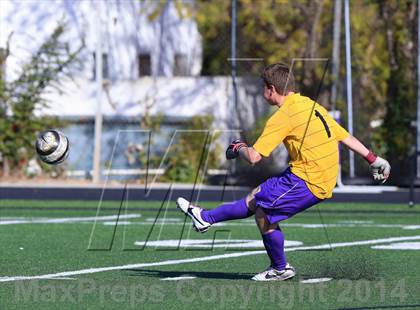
[371,242,420,250]
[1,215,418,231]
[134,239,302,249]
[0,214,141,225]
[43,277,77,280]
[338,220,374,224]
[103,218,182,226]
[0,251,265,283]
[402,225,420,230]
[300,278,332,284]
[100,221,420,230]
[286,235,420,251]
[160,276,197,281]
[1,235,420,283]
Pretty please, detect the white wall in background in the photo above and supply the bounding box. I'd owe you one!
[0,0,202,81]
[39,76,269,131]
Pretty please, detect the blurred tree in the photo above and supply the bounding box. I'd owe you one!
[162,115,221,183]
[195,0,333,90]
[377,0,417,182]
[134,0,417,181]
[195,0,417,181]
[0,23,83,176]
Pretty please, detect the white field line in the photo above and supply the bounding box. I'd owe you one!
[102,221,420,230]
[42,277,77,280]
[0,214,141,225]
[371,242,420,250]
[1,235,419,283]
[3,219,419,230]
[133,239,303,249]
[160,276,197,281]
[2,216,418,230]
[300,278,332,284]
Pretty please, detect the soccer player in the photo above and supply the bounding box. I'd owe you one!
[176,63,391,281]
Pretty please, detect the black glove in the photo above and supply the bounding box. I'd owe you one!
[225,139,247,160]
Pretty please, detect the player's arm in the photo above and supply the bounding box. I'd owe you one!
[239,146,262,165]
[225,140,262,165]
[341,135,391,183]
[323,110,391,183]
[340,135,370,157]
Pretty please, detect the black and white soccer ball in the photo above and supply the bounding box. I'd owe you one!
[35,130,69,165]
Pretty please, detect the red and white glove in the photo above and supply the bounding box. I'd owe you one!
[365,151,391,184]
[225,139,247,160]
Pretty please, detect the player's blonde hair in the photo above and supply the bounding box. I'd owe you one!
[261,63,295,95]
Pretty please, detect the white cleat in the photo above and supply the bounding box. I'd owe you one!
[251,264,296,281]
[176,197,211,233]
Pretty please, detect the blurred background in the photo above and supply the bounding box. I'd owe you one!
[0,0,419,190]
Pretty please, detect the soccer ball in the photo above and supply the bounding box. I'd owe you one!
[35,130,69,165]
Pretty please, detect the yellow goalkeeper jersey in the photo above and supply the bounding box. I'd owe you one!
[253,93,350,199]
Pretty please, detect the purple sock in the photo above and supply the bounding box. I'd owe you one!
[200,198,252,224]
[262,228,286,270]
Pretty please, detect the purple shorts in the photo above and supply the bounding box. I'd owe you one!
[254,168,322,224]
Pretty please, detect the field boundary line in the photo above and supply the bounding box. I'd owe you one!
[1,235,419,283]
[0,214,141,225]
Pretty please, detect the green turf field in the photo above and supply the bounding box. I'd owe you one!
[0,199,419,309]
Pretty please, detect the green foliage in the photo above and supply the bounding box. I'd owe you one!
[194,0,417,178]
[380,1,417,163]
[0,23,83,175]
[137,114,164,169]
[145,115,221,184]
[196,0,333,80]
[164,115,221,183]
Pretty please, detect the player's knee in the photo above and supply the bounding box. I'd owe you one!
[246,197,257,213]
[254,207,268,231]
[255,208,278,233]
[246,186,260,213]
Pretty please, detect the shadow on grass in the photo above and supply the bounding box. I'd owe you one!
[295,248,380,280]
[125,269,254,280]
[321,250,379,280]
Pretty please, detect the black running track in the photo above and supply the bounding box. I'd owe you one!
[0,186,419,204]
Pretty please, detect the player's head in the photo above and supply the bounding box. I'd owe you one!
[261,63,295,105]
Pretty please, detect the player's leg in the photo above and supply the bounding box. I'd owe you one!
[255,207,286,269]
[251,168,323,281]
[251,207,295,281]
[176,187,259,232]
[200,186,259,224]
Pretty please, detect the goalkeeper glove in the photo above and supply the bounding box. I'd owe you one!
[226,139,247,160]
[365,151,391,184]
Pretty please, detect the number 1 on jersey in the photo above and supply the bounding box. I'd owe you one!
[315,110,331,138]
